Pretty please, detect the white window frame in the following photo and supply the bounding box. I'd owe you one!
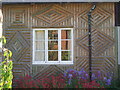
[118,27,120,64]
[33,28,73,65]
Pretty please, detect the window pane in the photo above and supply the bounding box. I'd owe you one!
[35,30,45,40]
[48,41,58,50]
[36,41,45,50]
[61,40,71,50]
[61,30,71,39]
[61,51,71,61]
[48,30,58,39]
[48,51,58,61]
[35,51,45,61]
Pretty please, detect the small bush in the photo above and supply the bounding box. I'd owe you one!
[15,69,116,88]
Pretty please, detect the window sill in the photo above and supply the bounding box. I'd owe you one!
[32,62,73,65]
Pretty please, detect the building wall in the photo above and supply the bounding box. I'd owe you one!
[2,3,117,81]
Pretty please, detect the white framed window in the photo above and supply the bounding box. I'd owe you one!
[33,28,73,64]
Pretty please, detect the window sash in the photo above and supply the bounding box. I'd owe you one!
[118,27,120,64]
[33,28,73,64]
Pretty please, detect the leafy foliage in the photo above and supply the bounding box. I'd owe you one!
[15,69,111,88]
[64,69,105,88]
[14,73,66,88]
[14,68,119,88]
[0,36,13,89]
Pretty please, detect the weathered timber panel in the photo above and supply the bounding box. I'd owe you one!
[3,3,117,81]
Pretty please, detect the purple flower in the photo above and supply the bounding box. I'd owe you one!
[68,78,72,85]
[85,74,89,78]
[104,77,107,80]
[65,69,77,74]
[81,68,85,73]
[81,76,86,80]
[104,76,112,86]
[106,79,111,85]
[63,73,67,77]
[78,69,86,75]
[92,73,95,77]
[83,71,86,73]
[92,73,96,80]
[68,74,72,85]
[68,74,72,78]
[78,71,82,75]
[97,71,101,77]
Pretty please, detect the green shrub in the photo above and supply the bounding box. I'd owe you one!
[0,36,13,89]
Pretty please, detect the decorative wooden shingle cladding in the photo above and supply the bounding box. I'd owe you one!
[3,4,32,80]
[3,3,117,81]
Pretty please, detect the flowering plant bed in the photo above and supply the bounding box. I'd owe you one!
[14,69,116,88]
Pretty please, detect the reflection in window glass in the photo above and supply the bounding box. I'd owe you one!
[48,51,58,61]
[35,51,45,61]
[61,51,71,61]
[61,30,71,39]
[48,41,58,50]
[61,40,71,50]
[48,30,58,39]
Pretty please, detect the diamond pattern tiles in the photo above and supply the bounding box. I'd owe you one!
[6,30,31,78]
[7,31,29,62]
[92,56,115,77]
[76,29,114,56]
[33,5,73,26]
[91,30,114,56]
[13,62,31,77]
[75,56,89,71]
[33,65,64,80]
[78,6,112,27]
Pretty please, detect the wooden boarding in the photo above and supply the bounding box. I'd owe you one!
[2,3,117,82]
